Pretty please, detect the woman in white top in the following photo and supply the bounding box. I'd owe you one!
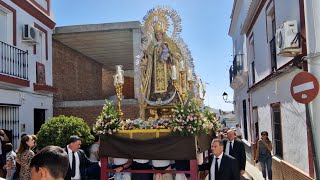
[89,136,100,162]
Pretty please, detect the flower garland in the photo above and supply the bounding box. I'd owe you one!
[93,100,219,136]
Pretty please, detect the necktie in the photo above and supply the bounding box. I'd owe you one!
[71,152,76,177]
[229,141,234,156]
[215,158,219,180]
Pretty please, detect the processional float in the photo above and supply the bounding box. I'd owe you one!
[96,6,218,180]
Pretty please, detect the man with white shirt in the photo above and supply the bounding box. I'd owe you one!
[223,129,246,176]
[64,135,97,180]
[199,139,239,180]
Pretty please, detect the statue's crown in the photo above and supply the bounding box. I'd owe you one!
[153,23,163,33]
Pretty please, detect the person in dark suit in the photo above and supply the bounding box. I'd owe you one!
[199,139,240,180]
[64,135,97,180]
[223,129,246,175]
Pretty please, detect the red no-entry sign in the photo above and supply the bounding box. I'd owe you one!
[290,72,319,104]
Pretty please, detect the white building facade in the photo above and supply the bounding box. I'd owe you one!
[0,0,55,148]
[229,0,315,179]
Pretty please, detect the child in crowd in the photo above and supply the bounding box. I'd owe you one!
[4,143,16,180]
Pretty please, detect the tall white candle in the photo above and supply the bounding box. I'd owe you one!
[172,65,177,80]
[187,69,193,81]
[115,65,124,84]
[113,74,118,86]
[180,60,185,71]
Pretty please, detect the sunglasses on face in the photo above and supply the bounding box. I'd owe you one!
[261,134,267,136]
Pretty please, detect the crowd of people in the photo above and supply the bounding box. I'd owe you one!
[0,127,273,180]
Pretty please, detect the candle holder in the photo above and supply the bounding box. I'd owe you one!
[179,70,187,103]
[115,84,123,118]
[188,80,194,90]
[196,79,201,103]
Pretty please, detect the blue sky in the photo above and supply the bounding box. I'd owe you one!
[52,0,234,111]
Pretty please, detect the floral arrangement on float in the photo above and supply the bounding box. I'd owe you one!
[93,100,219,136]
[169,98,219,136]
[93,100,121,135]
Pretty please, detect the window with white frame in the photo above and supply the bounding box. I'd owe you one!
[36,31,46,61]
[0,105,20,149]
[271,103,283,158]
[0,6,13,44]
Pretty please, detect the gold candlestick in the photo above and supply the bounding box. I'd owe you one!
[188,80,194,90]
[116,84,123,118]
[180,71,187,103]
[173,79,179,91]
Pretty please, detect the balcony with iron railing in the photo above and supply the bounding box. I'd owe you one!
[0,41,29,87]
[229,54,247,89]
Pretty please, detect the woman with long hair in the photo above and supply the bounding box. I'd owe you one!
[255,131,273,180]
[16,135,35,180]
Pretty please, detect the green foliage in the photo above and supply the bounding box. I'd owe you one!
[93,100,120,135]
[36,115,94,149]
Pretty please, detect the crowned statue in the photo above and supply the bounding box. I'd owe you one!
[139,7,194,120]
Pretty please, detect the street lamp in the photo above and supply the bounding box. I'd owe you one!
[222,92,235,104]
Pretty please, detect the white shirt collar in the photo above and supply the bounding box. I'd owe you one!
[67,145,73,154]
[214,153,223,159]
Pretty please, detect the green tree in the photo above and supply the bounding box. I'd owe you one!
[36,115,94,149]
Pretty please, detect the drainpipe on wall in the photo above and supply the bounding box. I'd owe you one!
[303,0,320,178]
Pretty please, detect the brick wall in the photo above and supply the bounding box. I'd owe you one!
[53,39,135,101]
[101,68,116,98]
[272,158,314,180]
[53,39,113,101]
[53,39,138,127]
[123,76,134,99]
[54,103,139,127]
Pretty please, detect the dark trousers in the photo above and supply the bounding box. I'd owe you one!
[131,161,153,180]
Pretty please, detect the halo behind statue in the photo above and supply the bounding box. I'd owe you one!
[142,6,182,41]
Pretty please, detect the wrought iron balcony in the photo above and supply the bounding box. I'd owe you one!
[229,54,243,84]
[0,41,28,80]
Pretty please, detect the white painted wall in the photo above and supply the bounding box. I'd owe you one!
[304,0,320,175]
[274,0,302,68]
[1,0,54,137]
[230,0,310,174]
[252,70,309,173]
[229,0,252,145]
[33,0,48,11]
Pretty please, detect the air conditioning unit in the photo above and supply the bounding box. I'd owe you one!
[276,20,300,56]
[22,24,38,43]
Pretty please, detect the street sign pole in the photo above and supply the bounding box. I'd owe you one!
[290,71,320,178]
[305,103,320,179]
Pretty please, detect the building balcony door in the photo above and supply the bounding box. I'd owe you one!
[34,109,45,134]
